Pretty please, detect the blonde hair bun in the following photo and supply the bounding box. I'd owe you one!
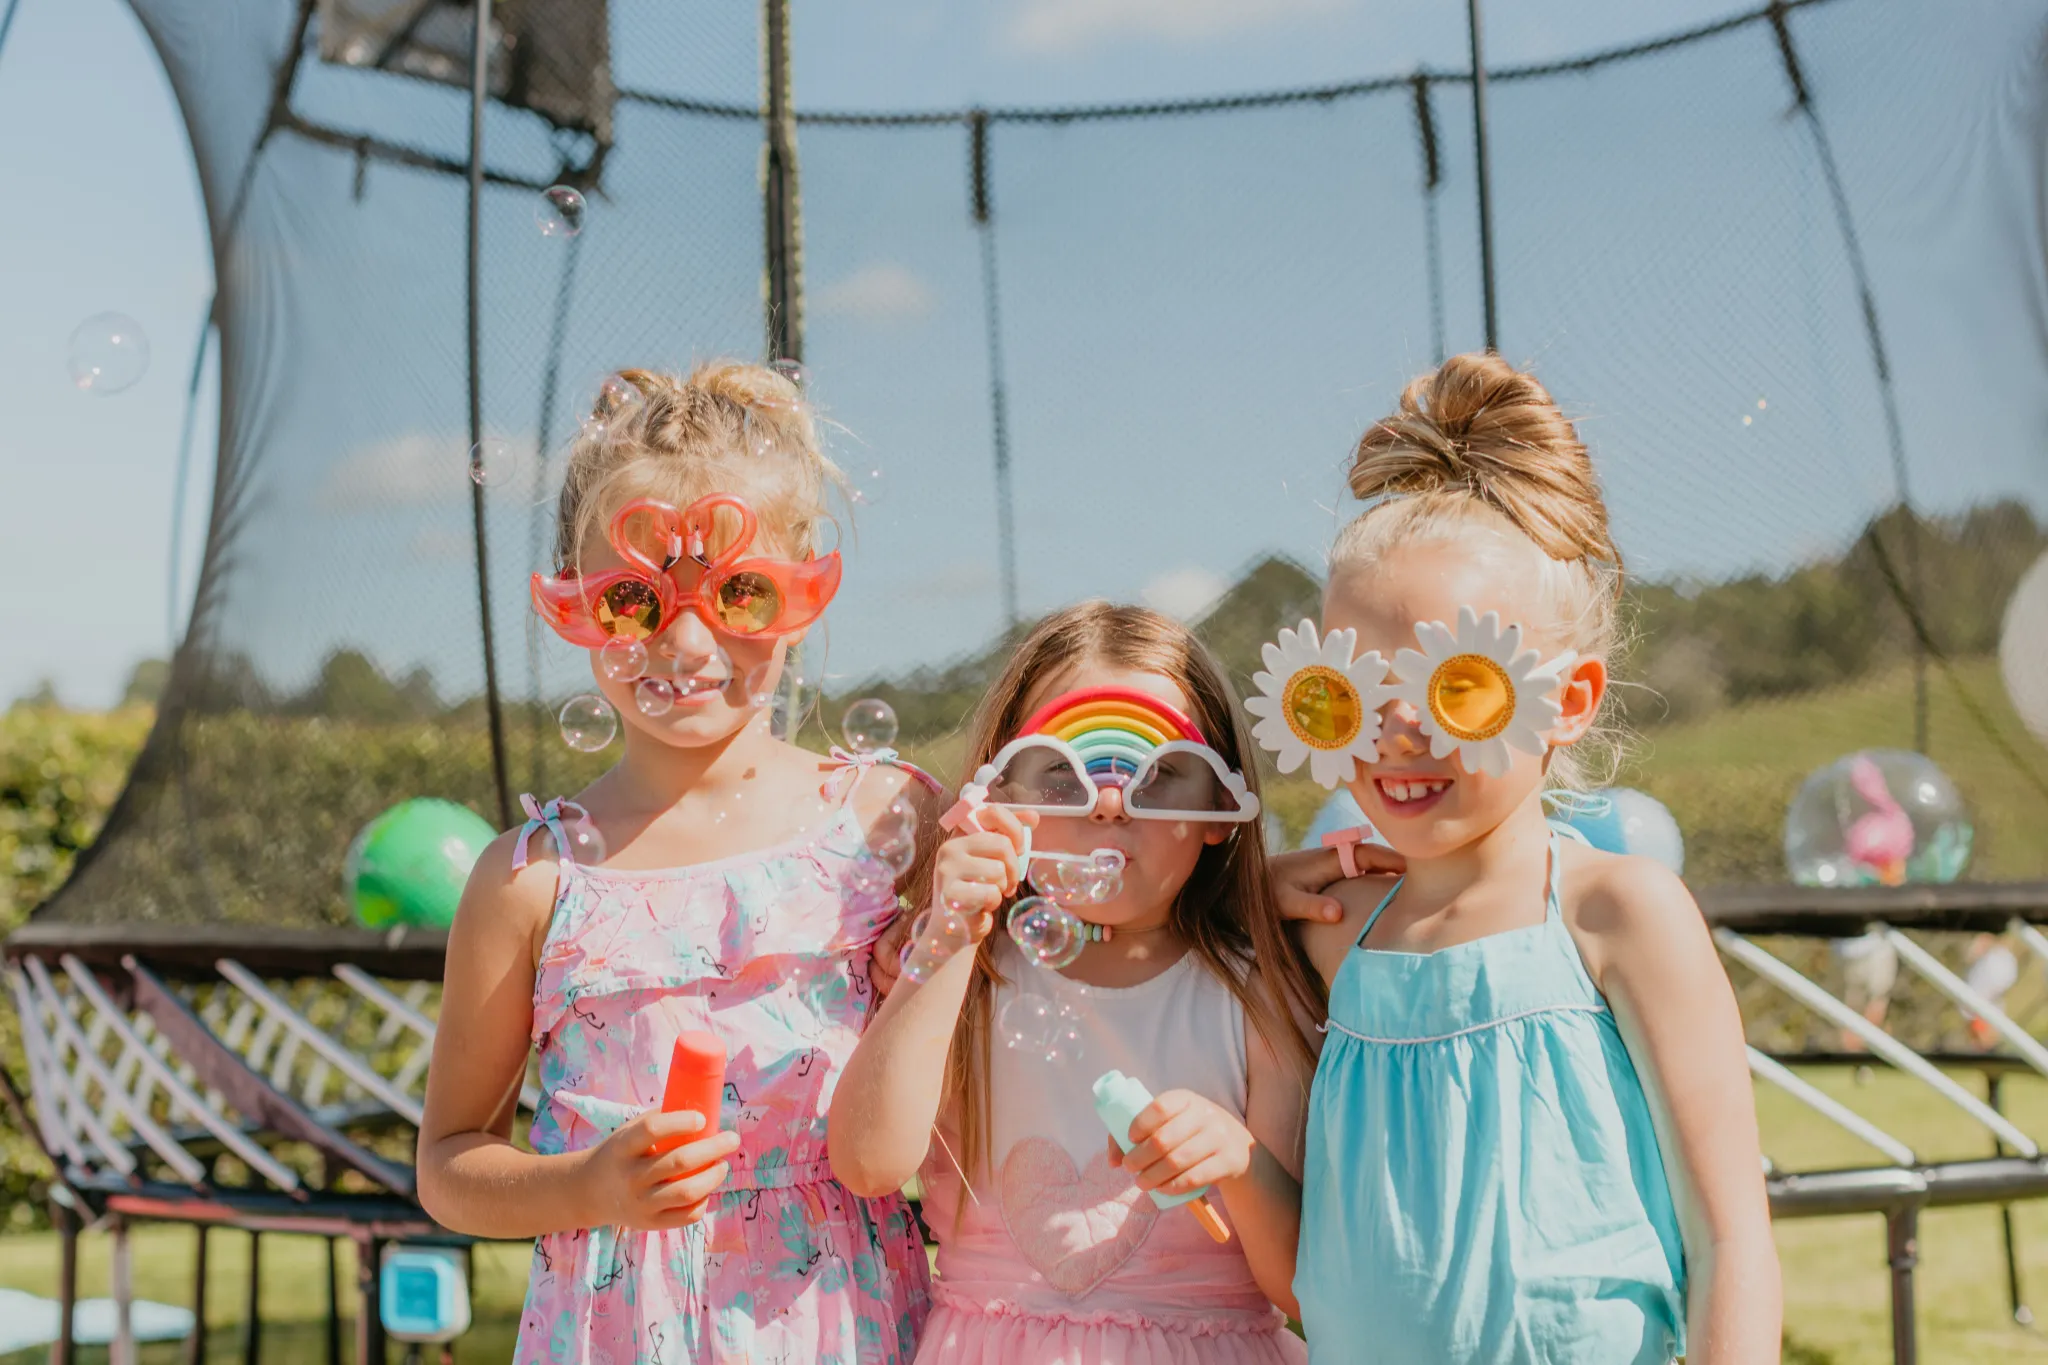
[1348,351,1619,571]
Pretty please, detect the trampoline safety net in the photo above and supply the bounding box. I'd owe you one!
[34,0,2048,949]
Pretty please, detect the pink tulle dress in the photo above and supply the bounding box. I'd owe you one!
[509,782,932,1365]
[916,939,1306,1365]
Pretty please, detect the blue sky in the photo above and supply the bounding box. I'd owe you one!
[3,0,2043,708]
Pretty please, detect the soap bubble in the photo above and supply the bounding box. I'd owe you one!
[68,313,150,394]
[866,797,919,874]
[757,641,827,737]
[599,637,648,683]
[902,905,972,984]
[846,851,897,898]
[579,372,643,442]
[558,693,617,752]
[841,698,899,754]
[634,677,676,717]
[770,358,807,389]
[997,992,1055,1052]
[998,991,1084,1063]
[1042,1003,1085,1065]
[537,185,585,237]
[558,810,608,864]
[468,437,512,487]
[1785,749,1972,888]
[1008,896,1085,969]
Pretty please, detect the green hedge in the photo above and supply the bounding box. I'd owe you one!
[1,703,153,1229]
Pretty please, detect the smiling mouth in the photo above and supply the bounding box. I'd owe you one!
[1374,776,1453,812]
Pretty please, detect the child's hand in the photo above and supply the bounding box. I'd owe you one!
[928,805,1036,945]
[1271,843,1406,923]
[1108,1089,1257,1197]
[575,1110,743,1231]
[870,915,908,997]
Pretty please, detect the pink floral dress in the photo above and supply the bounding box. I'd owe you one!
[510,779,932,1365]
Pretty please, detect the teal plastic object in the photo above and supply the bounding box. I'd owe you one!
[1091,1069,1205,1210]
[380,1247,471,1343]
[344,798,497,929]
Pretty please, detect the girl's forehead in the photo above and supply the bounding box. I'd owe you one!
[1019,662,1192,720]
[1324,539,1553,642]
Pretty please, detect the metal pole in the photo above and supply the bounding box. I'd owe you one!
[1987,1073,2033,1324]
[184,1225,209,1365]
[466,0,512,830]
[53,1199,78,1365]
[1465,0,1498,352]
[243,1230,262,1365]
[970,110,1020,629]
[762,0,803,363]
[1887,1204,1920,1365]
[356,1234,385,1365]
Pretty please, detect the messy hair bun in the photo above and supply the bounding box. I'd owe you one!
[1347,352,1620,571]
[552,360,845,570]
[1333,353,1626,788]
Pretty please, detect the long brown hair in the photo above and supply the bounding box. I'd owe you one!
[937,602,1326,1185]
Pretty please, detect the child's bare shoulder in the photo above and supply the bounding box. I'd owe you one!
[1557,841,1708,981]
[1298,873,1400,985]
[453,825,563,966]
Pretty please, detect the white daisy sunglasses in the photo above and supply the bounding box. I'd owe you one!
[1245,609,1577,788]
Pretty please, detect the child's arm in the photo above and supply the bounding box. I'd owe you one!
[1111,1025,1306,1316]
[416,833,741,1238]
[828,808,1030,1198]
[1573,854,1782,1365]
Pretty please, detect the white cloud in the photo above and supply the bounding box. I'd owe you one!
[1142,566,1228,621]
[320,431,542,511]
[1006,0,1346,54]
[813,262,936,323]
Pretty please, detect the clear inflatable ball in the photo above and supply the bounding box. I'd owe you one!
[1785,748,1972,888]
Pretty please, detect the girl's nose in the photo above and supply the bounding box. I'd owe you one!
[1090,784,1130,824]
[1378,700,1425,757]
[657,611,722,671]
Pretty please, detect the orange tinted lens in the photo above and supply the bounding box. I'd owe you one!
[596,580,663,640]
[714,570,783,634]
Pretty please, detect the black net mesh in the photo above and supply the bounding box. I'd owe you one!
[39,0,2048,928]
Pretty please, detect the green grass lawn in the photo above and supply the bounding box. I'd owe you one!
[6,1066,2048,1363]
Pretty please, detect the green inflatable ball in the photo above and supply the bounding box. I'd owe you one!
[344,798,498,929]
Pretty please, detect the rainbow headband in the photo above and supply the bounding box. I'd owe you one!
[1014,686,1206,784]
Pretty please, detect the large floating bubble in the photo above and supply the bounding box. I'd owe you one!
[536,185,585,237]
[1008,896,1084,970]
[468,438,511,487]
[558,693,617,752]
[1785,749,1972,888]
[577,372,644,444]
[68,313,150,395]
[558,809,608,865]
[997,989,1084,1064]
[841,697,899,754]
[599,637,648,683]
[634,677,677,717]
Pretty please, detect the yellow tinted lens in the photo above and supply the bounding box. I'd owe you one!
[596,580,662,640]
[1429,654,1514,740]
[1282,667,1362,750]
[714,571,782,634]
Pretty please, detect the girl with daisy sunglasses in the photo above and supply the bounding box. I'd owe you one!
[1270,354,1778,1365]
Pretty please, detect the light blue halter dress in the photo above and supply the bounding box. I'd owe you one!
[1295,834,1687,1364]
